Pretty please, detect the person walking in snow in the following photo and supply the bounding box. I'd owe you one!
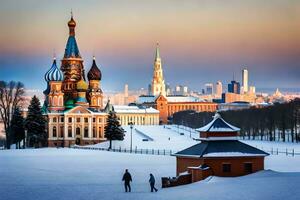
[149,173,158,192]
[122,169,132,192]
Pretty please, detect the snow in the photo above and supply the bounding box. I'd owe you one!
[1,148,300,200]
[114,105,159,114]
[90,125,198,151]
[202,152,267,157]
[1,125,300,200]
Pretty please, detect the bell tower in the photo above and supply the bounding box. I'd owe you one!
[151,43,166,96]
[60,13,85,102]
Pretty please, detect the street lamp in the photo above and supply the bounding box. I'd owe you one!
[128,122,134,152]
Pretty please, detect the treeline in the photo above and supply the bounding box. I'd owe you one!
[173,98,300,142]
[0,80,47,149]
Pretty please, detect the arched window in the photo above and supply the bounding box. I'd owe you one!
[52,126,57,137]
[68,126,72,137]
[84,127,89,138]
[76,127,80,135]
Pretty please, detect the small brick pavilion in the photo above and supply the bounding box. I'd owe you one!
[173,113,269,183]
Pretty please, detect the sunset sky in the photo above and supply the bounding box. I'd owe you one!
[0,0,299,92]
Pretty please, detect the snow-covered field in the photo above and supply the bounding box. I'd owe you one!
[1,125,300,200]
[91,125,300,154]
[0,148,300,200]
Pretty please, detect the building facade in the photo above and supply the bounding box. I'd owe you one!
[139,95,218,124]
[43,15,106,147]
[242,68,249,93]
[114,105,159,126]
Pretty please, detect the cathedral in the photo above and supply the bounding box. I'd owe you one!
[43,15,108,147]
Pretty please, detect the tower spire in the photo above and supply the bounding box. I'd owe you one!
[155,42,160,60]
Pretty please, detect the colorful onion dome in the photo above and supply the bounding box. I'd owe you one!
[87,56,102,81]
[77,78,88,91]
[44,58,64,82]
[68,16,76,27]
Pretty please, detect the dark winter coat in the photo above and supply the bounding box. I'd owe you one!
[149,174,155,184]
[122,172,132,183]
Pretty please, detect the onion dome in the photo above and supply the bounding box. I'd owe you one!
[87,56,102,81]
[44,58,64,82]
[77,78,88,91]
[68,16,76,27]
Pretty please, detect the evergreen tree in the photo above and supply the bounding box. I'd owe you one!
[25,96,47,148]
[10,107,25,149]
[104,111,125,149]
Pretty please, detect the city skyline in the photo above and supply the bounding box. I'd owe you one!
[0,0,299,92]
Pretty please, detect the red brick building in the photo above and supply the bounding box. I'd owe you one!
[139,94,218,124]
[173,113,268,183]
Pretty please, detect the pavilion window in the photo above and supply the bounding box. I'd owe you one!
[84,118,88,123]
[244,163,253,173]
[222,163,231,173]
[60,126,64,137]
[93,127,96,138]
[68,117,72,123]
[53,117,57,123]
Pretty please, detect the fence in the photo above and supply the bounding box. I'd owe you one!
[72,145,173,156]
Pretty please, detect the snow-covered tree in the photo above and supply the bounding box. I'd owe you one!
[25,96,47,147]
[104,111,124,149]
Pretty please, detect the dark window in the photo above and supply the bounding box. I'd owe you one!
[68,126,72,137]
[61,117,64,122]
[93,118,96,123]
[93,127,96,138]
[77,118,81,123]
[84,118,88,123]
[244,163,253,173]
[53,117,57,123]
[76,127,80,135]
[60,126,64,137]
[84,127,89,138]
[68,117,72,123]
[222,163,231,173]
[53,126,57,137]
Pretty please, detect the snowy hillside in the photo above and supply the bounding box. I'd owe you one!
[0,148,300,200]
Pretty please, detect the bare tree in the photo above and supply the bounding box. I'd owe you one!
[0,81,25,149]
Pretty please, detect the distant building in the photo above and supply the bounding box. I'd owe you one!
[114,105,159,126]
[228,80,241,94]
[138,95,218,124]
[175,85,189,96]
[150,43,166,96]
[173,113,268,183]
[215,81,222,97]
[249,86,256,94]
[205,83,214,95]
[242,68,248,93]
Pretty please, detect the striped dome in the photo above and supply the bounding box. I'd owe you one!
[44,58,64,82]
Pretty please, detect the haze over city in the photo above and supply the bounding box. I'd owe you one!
[0,0,299,92]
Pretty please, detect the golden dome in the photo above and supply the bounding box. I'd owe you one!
[77,79,88,91]
[68,17,76,27]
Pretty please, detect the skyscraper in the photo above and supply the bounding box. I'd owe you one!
[242,68,248,93]
[215,81,222,97]
[205,83,214,95]
[228,80,240,94]
[151,43,166,96]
